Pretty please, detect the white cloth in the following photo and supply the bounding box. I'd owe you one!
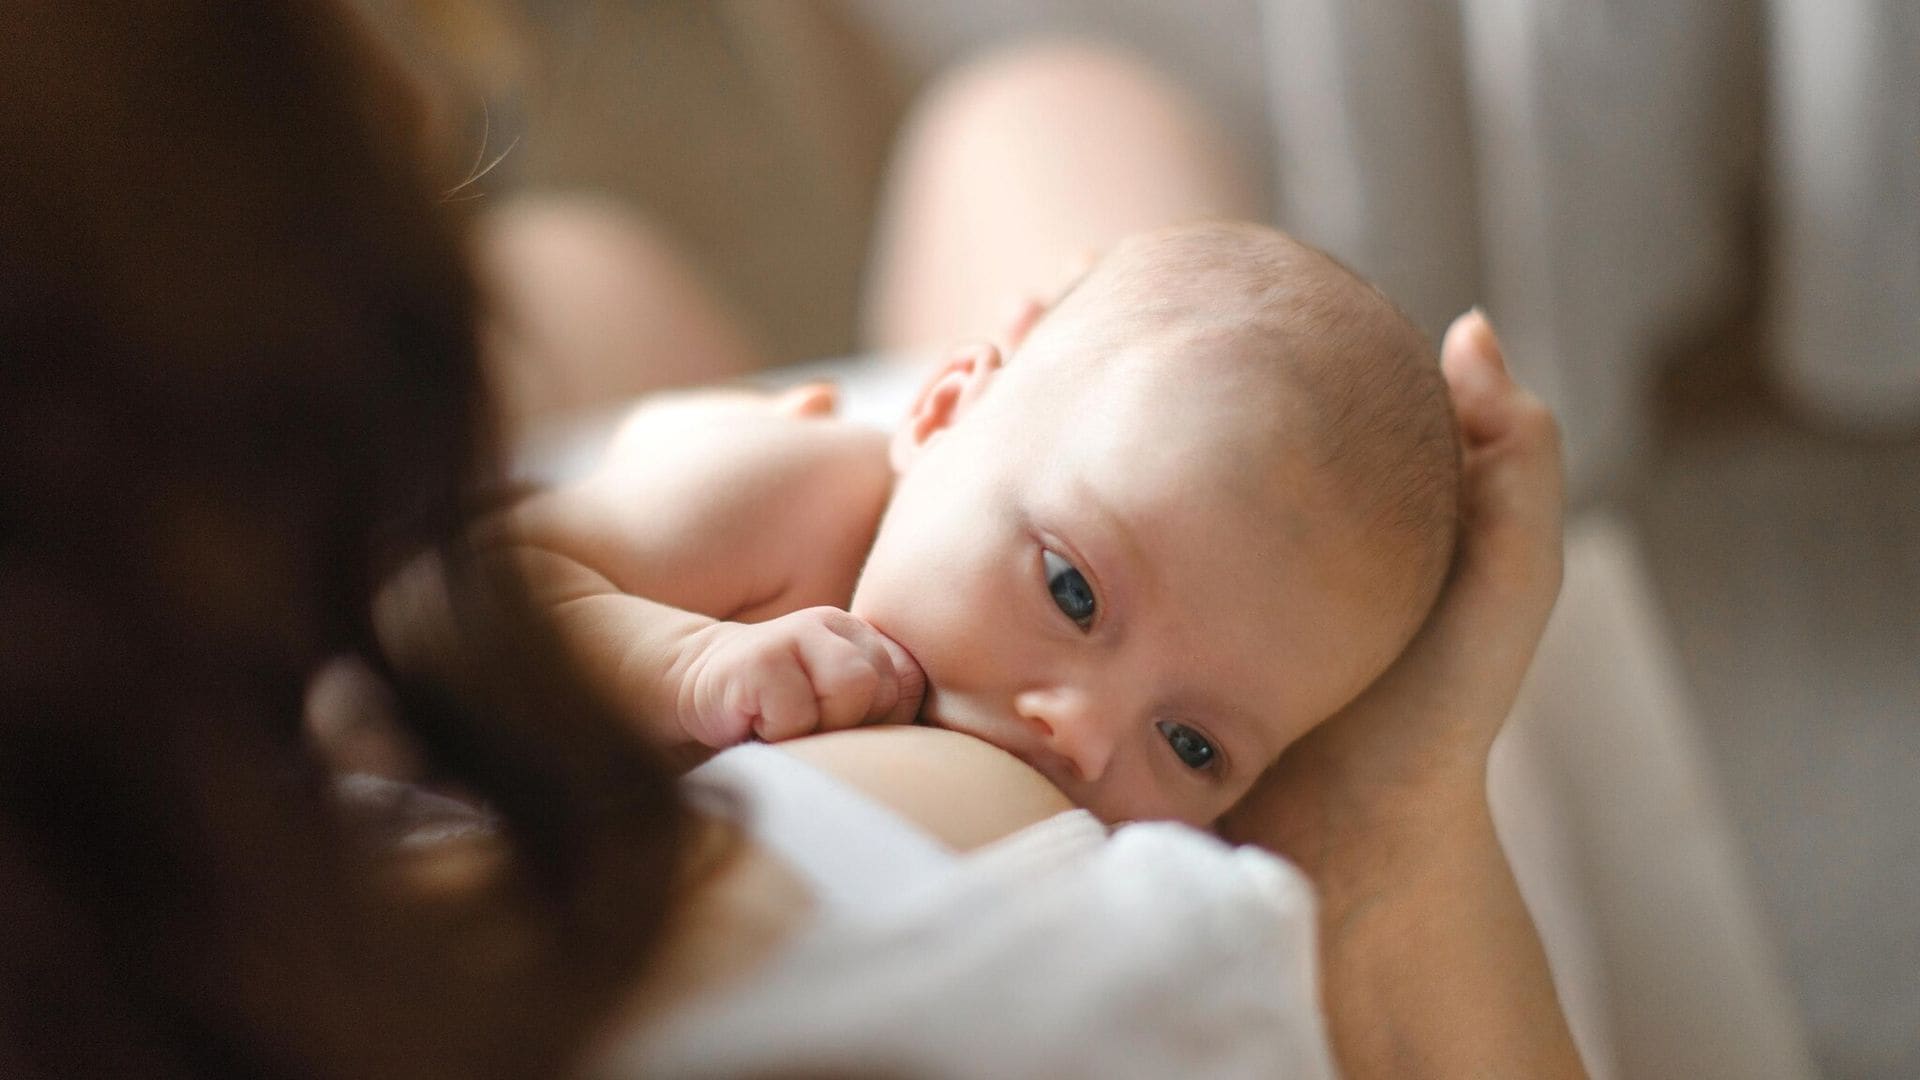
[686,742,962,915]
[603,744,1336,1080]
[1258,0,1920,491]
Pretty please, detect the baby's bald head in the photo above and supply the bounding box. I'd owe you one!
[1028,221,1460,629]
[867,221,1462,822]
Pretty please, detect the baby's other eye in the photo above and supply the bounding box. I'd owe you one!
[1042,549,1097,629]
[1157,720,1217,771]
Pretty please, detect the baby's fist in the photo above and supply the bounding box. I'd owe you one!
[676,607,925,747]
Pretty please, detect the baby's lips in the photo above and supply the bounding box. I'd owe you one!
[876,632,927,725]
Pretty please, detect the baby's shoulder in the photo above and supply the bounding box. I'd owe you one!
[598,388,887,502]
[605,386,884,466]
[592,388,894,611]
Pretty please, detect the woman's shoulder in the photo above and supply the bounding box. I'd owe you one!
[774,725,1077,853]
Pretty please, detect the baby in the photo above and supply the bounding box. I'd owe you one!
[452,221,1458,827]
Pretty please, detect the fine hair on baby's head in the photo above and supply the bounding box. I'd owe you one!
[859,219,1462,825]
[1025,221,1461,633]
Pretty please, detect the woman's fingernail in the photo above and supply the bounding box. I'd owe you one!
[1469,306,1507,371]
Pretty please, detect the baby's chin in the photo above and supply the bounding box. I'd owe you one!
[910,694,1010,756]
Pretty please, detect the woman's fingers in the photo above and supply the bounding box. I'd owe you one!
[1441,307,1562,477]
[1441,308,1517,443]
[990,248,1100,357]
[1407,314,1565,733]
[1441,309,1564,583]
[1225,310,1572,841]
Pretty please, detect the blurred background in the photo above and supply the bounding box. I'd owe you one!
[367,2,1916,1077]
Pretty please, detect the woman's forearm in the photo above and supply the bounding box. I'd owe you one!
[1303,786,1586,1080]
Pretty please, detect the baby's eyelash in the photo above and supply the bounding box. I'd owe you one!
[1157,719,1219,772]
[1042,548,1097,629]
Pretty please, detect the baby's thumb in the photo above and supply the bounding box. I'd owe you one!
[876,632,926,727]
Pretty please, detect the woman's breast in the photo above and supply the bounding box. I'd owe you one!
[601,725,1075,1046]
[775,724,1076,852]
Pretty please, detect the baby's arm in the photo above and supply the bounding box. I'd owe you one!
[504,544,917,750]
[379,389,916,752]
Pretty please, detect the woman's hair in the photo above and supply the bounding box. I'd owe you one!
[0,3,682,1077]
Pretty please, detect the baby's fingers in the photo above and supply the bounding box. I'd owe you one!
[748,651,820,741]
[794,625,886,732]
[816,611,925,728]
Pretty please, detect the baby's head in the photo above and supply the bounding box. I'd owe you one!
[851,222,1458,826]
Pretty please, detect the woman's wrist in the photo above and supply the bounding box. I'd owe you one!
[1268,767,1490,882]
[1308,776,1493,908]
[1225,728,1493,880]
[1308,786,1587,1080]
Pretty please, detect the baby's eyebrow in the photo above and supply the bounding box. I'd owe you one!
[1063,475,1151,606]
[1166,688,1284,785]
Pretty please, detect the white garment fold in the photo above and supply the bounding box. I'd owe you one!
[603,743,1336,1080]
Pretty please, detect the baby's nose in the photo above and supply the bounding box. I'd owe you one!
[1013,687,1116,783]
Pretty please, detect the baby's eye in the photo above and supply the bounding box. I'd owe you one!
[1042,549,1097,629]
[1157,720,1217,771]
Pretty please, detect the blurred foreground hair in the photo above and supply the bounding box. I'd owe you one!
[0,3,682,1077]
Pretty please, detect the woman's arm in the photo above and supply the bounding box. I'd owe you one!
[1258,782,1580,1080]
[1224,311,1586,1080]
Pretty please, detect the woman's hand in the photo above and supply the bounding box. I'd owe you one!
[1222,308,1565,858]
[1222,310,1584,1080]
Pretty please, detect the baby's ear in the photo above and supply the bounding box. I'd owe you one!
[890,342,1003,473]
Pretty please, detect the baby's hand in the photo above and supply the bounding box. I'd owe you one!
[674,607,925,747]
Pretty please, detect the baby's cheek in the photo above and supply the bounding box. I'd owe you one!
[1084,769,1200,829]
[1215,780,1265,828]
